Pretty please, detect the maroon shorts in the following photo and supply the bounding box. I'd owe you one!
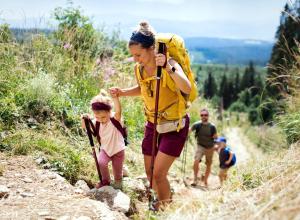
[142,115,190,157]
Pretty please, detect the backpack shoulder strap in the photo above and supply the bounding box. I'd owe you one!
[194,122,202,137]
[209,123,217,137]
[95,121,101,145]
[110,117,126,138]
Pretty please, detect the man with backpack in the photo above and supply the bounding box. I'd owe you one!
[190,108,217,187]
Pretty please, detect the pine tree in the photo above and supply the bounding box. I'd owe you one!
[263,1,300,121]
[267,1,300,95]
[240,64,251,91]
[219,74,232,109]
[233,68,240,101]
[203,71,217,99]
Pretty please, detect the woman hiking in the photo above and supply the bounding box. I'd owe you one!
[110,21,191,210]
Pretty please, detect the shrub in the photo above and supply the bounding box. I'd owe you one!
[242,172,262,189]
[277,111,300,144]
[17,71,63,119]
[0,96,20,127]
[228,101,247,112]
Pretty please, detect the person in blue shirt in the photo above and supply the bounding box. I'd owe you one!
[215,137,236,186]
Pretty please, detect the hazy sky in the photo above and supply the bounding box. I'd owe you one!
[0,0,290,41]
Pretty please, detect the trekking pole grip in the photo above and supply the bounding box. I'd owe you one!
[157,42,166,78]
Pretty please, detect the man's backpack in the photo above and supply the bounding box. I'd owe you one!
[194,122,216,139]
[155,33,198,104]
[86,118,129,146]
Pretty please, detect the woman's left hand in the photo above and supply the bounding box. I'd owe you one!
[155,53,167,67]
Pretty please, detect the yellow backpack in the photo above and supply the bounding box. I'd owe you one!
[155,33,198,105]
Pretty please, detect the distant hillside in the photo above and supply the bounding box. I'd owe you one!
[185,37,273,66]
[10,28,52,42]
[8,28,273,66]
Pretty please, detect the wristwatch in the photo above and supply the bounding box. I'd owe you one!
[171,66,176,73]
[168,66,176,74]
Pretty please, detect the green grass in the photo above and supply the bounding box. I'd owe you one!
[0,128,95,184]
[242,124,288,153]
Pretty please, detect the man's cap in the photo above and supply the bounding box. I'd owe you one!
[215,136,226,143]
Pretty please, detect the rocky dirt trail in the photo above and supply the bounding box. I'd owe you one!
[169,127,259,215]
[0,153,129,220]
[0,127,259,219]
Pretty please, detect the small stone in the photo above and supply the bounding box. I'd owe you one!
[20,192,34,197]
[7,183,14,188]
[48,174,57,180]
[75,217,92,220]
[122,166,129,177]
[44,217,56,220]
[35,157,45,165]
[22,177,33,183]
[74,188,83,194]
[38,211,50,216]
[43,163,51,169]
[75,180,90,192]
[27,117,38,125]
[0,185,9,198]
[57,216,70,220]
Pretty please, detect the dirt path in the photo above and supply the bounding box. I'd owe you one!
[0,153,127,220]
[225,127,250,163]
[170,127,258,210]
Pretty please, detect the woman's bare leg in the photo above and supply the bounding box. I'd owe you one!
[153,151,176,204]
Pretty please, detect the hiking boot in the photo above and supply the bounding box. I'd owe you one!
[191,181,198,187]
[149,198,159,212]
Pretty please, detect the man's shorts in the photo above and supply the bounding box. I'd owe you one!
[142,115,190,157]
[194,145,215,165]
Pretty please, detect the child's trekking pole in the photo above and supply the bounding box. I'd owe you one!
[83,117,102,184]
[148,42,166,211]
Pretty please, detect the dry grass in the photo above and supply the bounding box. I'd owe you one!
[154,143,300,220]
[0,164,4,176]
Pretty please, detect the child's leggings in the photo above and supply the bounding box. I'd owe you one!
[98,149,125,185]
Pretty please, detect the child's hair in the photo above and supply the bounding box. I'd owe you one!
[90,89,113,111]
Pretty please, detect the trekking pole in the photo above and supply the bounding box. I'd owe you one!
[182,138,189,187]
[148,42,166,210]
[182,139,187,175]
[84,118,102,184]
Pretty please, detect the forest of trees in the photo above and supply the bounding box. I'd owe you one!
[264,0,300,122]
[200,61,264,125]
[200,0,300,125]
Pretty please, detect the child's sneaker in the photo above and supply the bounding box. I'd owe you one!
[112,180,123,190]
[95,181,110,189]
